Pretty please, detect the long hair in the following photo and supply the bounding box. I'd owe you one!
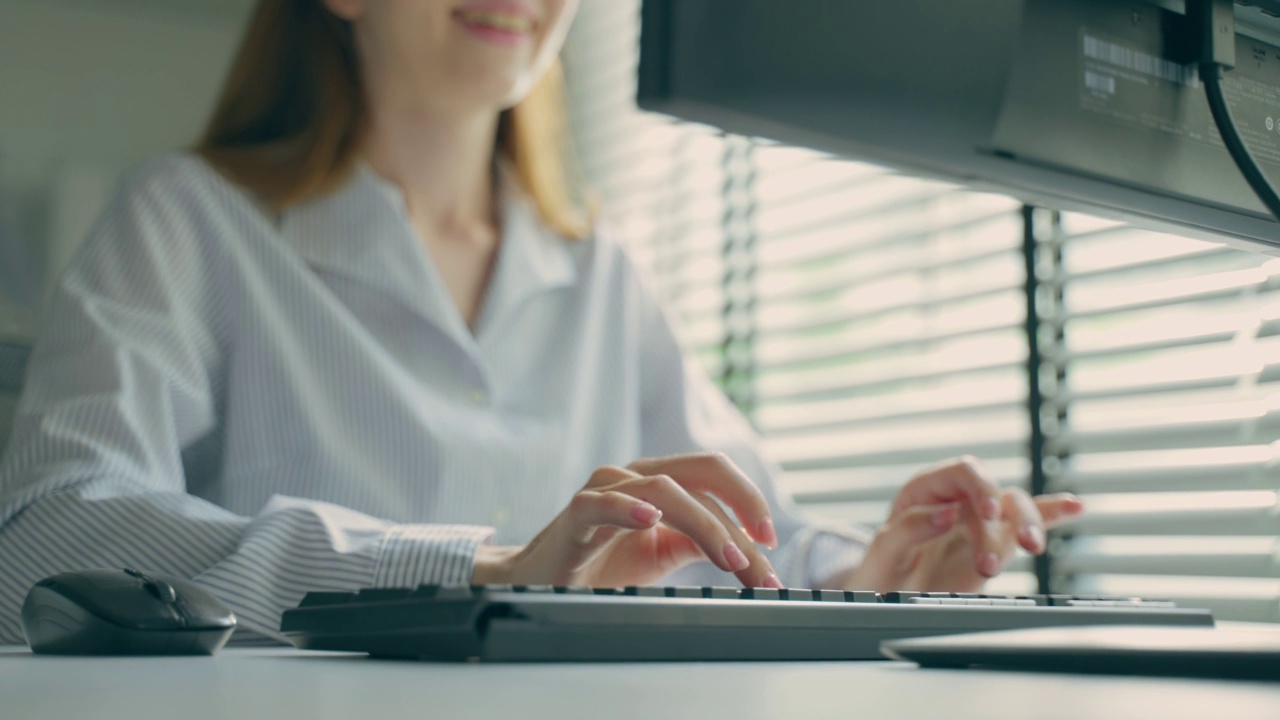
[196,0,590,240]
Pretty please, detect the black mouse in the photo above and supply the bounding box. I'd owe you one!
[21,568,237,655]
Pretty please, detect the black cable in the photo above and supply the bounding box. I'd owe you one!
[1201,68,1280,220]
[1191,0,1280,222]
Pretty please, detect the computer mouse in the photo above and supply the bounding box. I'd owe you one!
[21,567,237,655]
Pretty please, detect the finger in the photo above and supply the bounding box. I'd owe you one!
[868,502,962,563]
[899,458,1003,574]
[1001,488,1047,555]
[564,490,664,546]
[1036,493,1085,528]
[523,490,664,582]
[694,495,782,589]
[893,456,1002,524]
[628,453,777,548]
[585,465,642,490]
[612,474,751,574]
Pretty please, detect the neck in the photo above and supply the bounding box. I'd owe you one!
[362,96,500,236]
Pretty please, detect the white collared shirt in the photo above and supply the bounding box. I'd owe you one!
[0,153,867,643]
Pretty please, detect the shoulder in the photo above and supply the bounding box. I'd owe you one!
[82,151,274,272]
[63,152,269,305]
[573,220,687,347]
[574,219,661,299]
[110,151,259,222]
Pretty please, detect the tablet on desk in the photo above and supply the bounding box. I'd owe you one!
[882,625,1280,681]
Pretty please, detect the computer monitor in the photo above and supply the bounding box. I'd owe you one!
[637,0,1280,252]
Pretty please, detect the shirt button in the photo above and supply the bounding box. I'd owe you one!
[493,506,511,525]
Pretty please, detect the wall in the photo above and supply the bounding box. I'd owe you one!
[0,0,250,332]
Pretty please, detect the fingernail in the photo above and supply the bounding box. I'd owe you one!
[630,503,662,526]
[1022,525,1045,553]
[757,518,778,548]
[763,573,784,589]
[931,505,959,529]
[723,542,750,571]
[983,497,1000,520]
[978,552,1000,577]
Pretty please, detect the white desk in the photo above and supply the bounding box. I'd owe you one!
[3,646,1279,720]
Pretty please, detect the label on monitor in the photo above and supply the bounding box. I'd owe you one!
[993,0,1280,216]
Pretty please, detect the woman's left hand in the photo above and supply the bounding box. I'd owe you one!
[829,457,1085,594]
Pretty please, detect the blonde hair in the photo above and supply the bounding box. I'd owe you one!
[196,0,590,239]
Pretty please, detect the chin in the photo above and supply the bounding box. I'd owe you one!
[457,75,536,112]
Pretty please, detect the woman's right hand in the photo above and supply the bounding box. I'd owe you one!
[471,453,784,589]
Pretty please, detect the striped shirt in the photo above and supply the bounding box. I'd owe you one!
[0,153,868,644]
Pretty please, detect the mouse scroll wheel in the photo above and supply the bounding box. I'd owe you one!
[145,580,178,604]
[124,568,178,604]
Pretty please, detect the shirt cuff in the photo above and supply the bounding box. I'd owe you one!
[372,524,496,588]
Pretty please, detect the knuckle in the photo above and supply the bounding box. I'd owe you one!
[567,491,598,518]
[871,522,900,546]
[588,465,626,487]
[709,451,733,468]
[647,474,681,494]
[955,455,983,477]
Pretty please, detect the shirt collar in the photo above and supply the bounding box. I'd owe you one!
[475,163,579,339]
[280,161,579,347]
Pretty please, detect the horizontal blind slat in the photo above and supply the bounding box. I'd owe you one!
[1066,575,1280,622]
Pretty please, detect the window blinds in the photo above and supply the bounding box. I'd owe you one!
[1042,213,1280,623]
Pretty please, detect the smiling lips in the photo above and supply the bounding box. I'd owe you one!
[456,9,535,36]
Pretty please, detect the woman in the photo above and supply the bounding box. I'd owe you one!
[0,0,1082,643]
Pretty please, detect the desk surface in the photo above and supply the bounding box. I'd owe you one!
[2,646,1279,720]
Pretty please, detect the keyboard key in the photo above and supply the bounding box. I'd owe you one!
[430,585,474,601]
[703,587,740,599]
[624,586,666,597]
[884,591,920,603]
[845,591,879,603]
[668,587,703,598]
[782,589,814,602]
[814,589,846,602]
[297,592,355,608]
[553,586,593,594]
[592,588,622,595]
[741,588,782,600]
[356,588,413,602]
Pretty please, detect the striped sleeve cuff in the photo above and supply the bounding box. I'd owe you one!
[372,524,496,588]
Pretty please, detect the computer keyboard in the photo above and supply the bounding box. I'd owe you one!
[279,584,1215,662]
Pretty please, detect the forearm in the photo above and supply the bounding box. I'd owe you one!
[0,482,494,643]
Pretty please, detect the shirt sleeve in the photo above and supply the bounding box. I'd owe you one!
[0,158,493,645]
[626,254,872,590]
